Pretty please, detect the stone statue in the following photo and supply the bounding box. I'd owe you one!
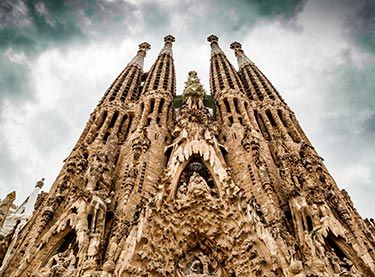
[187,172,211,199]
[327,249,341,273]
[176,182,188,199]
[37,244,76,277]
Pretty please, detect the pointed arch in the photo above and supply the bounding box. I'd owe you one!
[34,224,78,273]
[169,154,223,200]
[174,155,219,199]
[324,232,374,275]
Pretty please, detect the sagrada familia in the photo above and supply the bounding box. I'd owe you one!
[0,35,374,277]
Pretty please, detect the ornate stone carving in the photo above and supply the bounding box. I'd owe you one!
[186,172,213,200]
[36,245,77,277]
[176,249,221,276]
[131,127,151,160]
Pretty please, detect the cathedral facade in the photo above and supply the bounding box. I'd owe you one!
[0,35,374,276]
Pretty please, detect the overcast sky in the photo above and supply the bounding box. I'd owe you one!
[0,0,374,218]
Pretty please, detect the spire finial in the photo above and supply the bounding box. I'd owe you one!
[230,41,254,68]
[164,35,175,44]
[230,41,242,52]
[207,35,223,56]
[159,35,175,56]
[127,41,151,69]
[139,42,151,53]
[182,70,206,108]
[207,34,219,45]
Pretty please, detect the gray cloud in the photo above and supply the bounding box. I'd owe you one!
[0,0,138,117]
[0,139,25,183]
[0,0,138,53]
[344,0,375,54]
[0,56,33,102]
[0,0,306,107]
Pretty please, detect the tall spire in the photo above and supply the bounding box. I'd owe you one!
[127,42,151,69]
[142,35,176,95]
[97,41,151,105]
[230,41,254,69]
[207,34,244,97]
[230,40,286,104]
[74,41,151,153]
[159,35,175,57]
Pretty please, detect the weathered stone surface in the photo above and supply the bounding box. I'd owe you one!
[0,35,374,277]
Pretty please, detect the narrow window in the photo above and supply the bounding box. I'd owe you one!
[140,103,144,118]
[103,132,110,143]
[158,98,165,114]
[277,109,288,128]
[233,98,240,114]
[266,109,277,127]
[254,110,270,140]
[97,111,108,130]
[108,111,119,129]
[224,98,231,113]
[215,59,225,90]
[149,99,155,114]
[228,116,234,126]
[306,215,313,232]
[163,59,170,90]
[153,59,164,90]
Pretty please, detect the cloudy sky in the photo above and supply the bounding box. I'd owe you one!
[0,0,374,218]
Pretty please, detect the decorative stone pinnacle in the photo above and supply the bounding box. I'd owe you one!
[139,42,151,52]
[230,41,242,51]
[207,34,219,44]
[230,41,244,57]
[8,191,16,199]
[159,35,175,56]
[35,178,45,188]
[128,42,150,68]
[164,35,175,44]
[182,70,206,107]
[230,41,254,68]
[207,35,223,56]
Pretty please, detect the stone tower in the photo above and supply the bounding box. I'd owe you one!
[0,35,374,277]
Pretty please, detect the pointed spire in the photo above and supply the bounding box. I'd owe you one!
[207,34,224,56]
[159,35,175,56]
[230,41,254,69]
[182,71,206,102]
[127,42,151,69]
